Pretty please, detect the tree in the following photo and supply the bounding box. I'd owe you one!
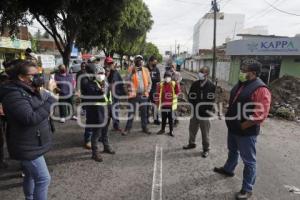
[113,0,153,67]
[143,42,163,63]
[0,0,126,66]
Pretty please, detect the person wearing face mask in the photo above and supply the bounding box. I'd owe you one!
[183,67,216,158]
[214,59,271,200]
[155,72,180,137]
[0,60,14,169]
[146,55,161,125]
[123,55,152,135]
[0,59,56,200]
[83,64,115,162]
[54,64,77,123]
[104,56,124,133]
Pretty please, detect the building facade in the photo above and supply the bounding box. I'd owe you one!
[192,13,245,54]
[226,35,300,85]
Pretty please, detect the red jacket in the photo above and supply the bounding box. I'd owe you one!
[155,81,180,108]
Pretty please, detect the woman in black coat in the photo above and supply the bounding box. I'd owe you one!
[0,60,56,200]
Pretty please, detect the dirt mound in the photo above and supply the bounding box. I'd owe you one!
[270,75,300,121]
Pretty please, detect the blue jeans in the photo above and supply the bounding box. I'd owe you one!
[84,128,93,143]
[223,132,257,192]
[21,156,51,200]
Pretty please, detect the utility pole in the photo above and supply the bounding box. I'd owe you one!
[175,40,177,57]
[177,44,180,56]
[212,0,219,81]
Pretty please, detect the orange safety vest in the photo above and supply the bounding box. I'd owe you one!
[127,66,150,98]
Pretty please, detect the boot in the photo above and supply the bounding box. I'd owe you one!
[92,152,103,162]
[156,129,165,135]
[103,147,116,155]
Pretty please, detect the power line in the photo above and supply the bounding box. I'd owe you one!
[246,0,283,23]
[263,0,300,16]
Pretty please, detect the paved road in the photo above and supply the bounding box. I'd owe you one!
[1,67,300,200]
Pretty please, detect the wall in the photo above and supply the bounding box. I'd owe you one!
[184,58,230,81]
[280,57,300,77]
[228,56,241,85]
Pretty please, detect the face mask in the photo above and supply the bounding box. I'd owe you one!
[96,74,106,82]
[152,64,157,68]
[165,77,171,83]
[239,72,247,82]
[60,69,66,74]
[198,72,205,81]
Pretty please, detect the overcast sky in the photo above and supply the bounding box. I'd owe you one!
[144,0,300,54]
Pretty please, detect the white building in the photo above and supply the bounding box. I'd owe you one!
[192,13,245,54]
[240,26,269,35]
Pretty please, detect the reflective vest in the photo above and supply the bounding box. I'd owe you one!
[127,66,150,98]
[158,81,178,111]
[94,80,112,105]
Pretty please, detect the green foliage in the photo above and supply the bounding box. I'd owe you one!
[143,42,162,62]
[1,0,126,66]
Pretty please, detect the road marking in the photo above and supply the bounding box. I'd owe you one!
[151,145,163,200]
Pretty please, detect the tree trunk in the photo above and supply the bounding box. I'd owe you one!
[119,54,123,69]
[62,42,72,67]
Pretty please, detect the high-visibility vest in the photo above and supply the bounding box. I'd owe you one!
[94,80,112,105]
[127,66,150,98]
[158,81,178,111]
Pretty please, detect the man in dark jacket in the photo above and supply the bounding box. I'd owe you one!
[104,56,124,132]
[147,55,161,125]
[214,59,271,200]
[0,60,56,200]
[0,61,11,169]
[83,64,115,162]
[183,67,216,158]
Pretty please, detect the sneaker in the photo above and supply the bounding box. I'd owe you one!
[122,129,130,136]
[235,190,253,200]
[71,116,78,120]
[156,130,165,135]
[85,142,92,150]
[168,131,175,137]
[213,167,235,177]
[183,144,196,150]
[142,128,152,135]
[103,148,116,155]
[201,150,209,158]
[92,152,103,162]
[113,128,123,133]
[59,118,66,123]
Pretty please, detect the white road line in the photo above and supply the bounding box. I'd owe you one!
[151,145,163,200]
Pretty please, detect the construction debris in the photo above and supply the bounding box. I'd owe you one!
[269,75,300,121]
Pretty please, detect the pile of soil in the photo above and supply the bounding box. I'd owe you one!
[270,75,300,121]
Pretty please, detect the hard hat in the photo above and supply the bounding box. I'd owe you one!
[104,56,114,64]
[135,55,144,61]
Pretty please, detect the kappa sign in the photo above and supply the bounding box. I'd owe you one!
[226,37,300,56]
[248,40,298,52]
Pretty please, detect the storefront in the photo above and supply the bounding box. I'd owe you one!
[0,37,31,68]
[226,36,300,85]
